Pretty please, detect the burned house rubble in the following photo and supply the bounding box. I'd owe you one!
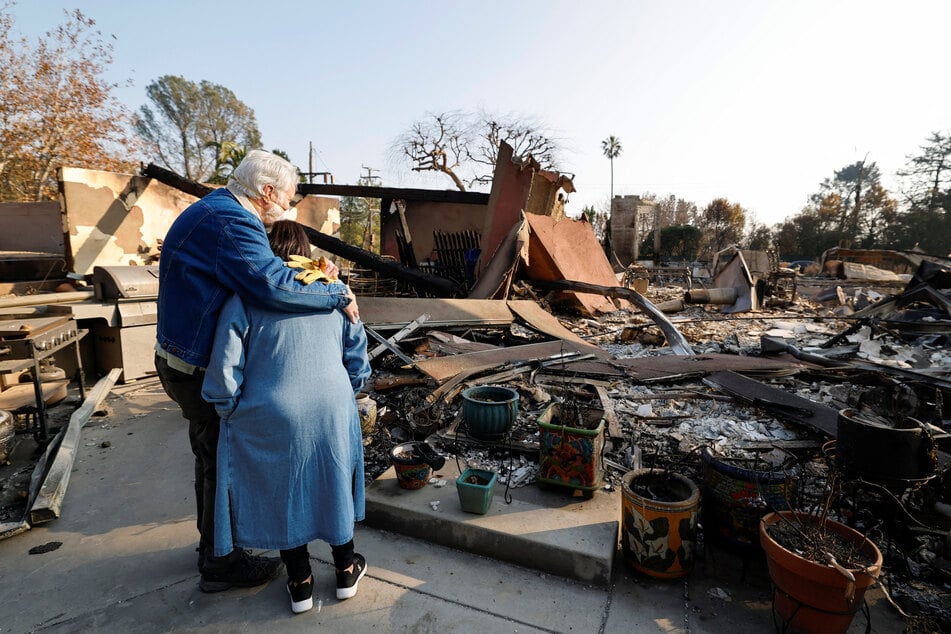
[2,145,951,630]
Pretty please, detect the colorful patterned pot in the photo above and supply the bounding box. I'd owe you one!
[621,469,700,579]
[355,392,377,446]
[537,403,605,496]
[700,447,798,554]
[390,441,432,490]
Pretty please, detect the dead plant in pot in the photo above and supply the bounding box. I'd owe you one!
[760,459,883,634]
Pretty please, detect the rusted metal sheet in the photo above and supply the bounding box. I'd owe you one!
[360,297,514,330]
[478,142,534,280]
[506,299,603,351]
[523,214,627,315]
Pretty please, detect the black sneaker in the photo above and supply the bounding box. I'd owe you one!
[199,550,284,593]
[287,576,314,614]
[335,553,367,600]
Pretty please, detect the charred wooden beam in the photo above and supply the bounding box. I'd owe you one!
[298,183,488,205]
[299,225,464,298]
[141,163,213,199]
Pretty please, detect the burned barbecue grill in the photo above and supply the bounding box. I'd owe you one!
[0,316,86,442]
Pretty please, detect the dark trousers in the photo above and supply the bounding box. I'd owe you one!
[281,540,354,583]
[155,354,222,565]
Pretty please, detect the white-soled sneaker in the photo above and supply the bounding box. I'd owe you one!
[335,554,367,600]
[287,576,314,614]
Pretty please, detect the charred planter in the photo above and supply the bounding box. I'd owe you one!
[836,408,937,487]
[700,447,799,554]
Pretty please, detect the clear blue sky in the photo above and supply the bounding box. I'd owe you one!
[11,0,950,227]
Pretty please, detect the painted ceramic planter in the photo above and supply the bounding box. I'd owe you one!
[537,403,605,496]
[621,468,700,579]
[355,392,377,446]
[390,441,432,490]
[760,511,882,634]
[460,385,519,441]
[456,468,498,514]
[700,447,798,553]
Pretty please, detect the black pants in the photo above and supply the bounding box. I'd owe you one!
[155,354,222,565]
[281,541,355,583]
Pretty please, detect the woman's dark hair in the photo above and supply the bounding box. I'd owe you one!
[269,220,311,260]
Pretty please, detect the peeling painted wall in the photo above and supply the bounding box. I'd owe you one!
[60,167,197,275]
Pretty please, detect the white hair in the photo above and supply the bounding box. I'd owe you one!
[226,150,298,199]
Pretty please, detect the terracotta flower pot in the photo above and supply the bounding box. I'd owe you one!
[760,511,882,634]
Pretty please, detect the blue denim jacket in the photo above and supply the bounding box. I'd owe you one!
[156,187,350,369]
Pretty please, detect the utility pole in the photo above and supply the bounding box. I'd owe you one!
[299,141,333,184]
[361,165,381,185]
[360,166,381,252]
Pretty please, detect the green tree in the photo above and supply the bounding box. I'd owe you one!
[135,75,261,182]
[746,224,773,251]
[0,5,138,201]
[804,159,897,248]
[898,131,951,213]
[640,224,702,261]
[338,177,380,252]
[700,198,746,256]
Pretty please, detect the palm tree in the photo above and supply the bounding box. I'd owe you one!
[601,136,622,201]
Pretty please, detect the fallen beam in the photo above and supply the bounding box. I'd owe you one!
[300,225,464,298]
[29,369,122,524]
